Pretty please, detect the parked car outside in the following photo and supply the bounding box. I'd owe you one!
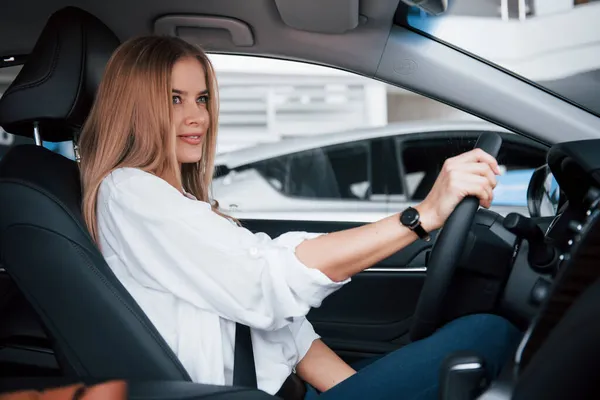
[213,120,548,222]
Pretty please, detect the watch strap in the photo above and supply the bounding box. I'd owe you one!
[412,223,430,241]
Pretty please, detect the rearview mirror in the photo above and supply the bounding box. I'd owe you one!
[527,165,561,218]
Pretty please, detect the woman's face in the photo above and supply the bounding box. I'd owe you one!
[171,57,210,164]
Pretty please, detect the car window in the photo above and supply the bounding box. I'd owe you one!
[405,1,600,118]
[0,64,74,160]
[210,54,547,220]
[248,140,372,201]
[397,132,547,207]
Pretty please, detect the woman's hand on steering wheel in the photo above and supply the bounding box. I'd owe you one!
[416,148,502,233]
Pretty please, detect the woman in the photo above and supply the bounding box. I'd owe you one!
[79,36,520,399]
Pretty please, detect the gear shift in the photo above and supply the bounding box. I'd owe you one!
[503,213,557,275]
[439,351,488,400]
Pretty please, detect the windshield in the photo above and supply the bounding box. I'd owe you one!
[405,0,600,117]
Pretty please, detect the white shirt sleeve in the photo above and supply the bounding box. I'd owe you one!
[289,317,320,366]
[98,171,349,331]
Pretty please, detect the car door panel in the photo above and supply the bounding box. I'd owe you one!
[374,233,436,269]
[240,219,428,359]
[308,271,425,338]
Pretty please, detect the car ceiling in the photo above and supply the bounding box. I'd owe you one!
[0,0,402,77]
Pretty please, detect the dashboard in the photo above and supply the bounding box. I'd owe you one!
[517,138,600,355]
[505,138,600,314]
[533,140,600,275]
[477,138,600,399]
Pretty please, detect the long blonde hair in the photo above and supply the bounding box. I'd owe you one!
[79,36,221,242]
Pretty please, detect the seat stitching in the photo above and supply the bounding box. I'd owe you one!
[3,28,62,95]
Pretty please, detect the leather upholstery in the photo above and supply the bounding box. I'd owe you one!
[0,7,119,142]
[0,7,194,382]
[0,145,82,222]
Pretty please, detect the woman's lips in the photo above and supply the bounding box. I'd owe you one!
[178,135,203,145]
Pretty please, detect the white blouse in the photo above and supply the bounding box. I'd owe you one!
[96,167,350,394]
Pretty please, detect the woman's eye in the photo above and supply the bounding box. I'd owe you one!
[172,95,182,104]
[197,95,209,104]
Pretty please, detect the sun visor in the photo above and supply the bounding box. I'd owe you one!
[274,0,360,34]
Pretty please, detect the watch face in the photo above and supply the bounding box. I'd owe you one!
[401,207,419,227]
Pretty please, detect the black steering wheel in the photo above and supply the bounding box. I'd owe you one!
[409,132,503,342]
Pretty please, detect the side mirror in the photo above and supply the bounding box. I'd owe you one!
[527,165,561,218]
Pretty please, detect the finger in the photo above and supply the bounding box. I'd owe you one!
[450,169,495,193]
[481,185,494,208]
[453,148,501,175]
[450,173,493,205]
[468,181,493,208]
[458,162,497,189]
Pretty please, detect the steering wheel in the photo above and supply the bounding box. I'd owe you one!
[409,132,503,342]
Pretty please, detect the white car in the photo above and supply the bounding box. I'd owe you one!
[213,120,548,222]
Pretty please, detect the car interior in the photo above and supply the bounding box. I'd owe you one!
[1,1,600,399]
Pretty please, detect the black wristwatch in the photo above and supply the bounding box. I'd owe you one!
[400,207,430,241]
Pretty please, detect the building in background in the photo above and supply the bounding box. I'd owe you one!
[208,55,389,153]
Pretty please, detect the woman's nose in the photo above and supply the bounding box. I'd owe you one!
[185,104,208,126]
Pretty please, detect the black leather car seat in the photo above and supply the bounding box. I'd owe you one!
[0,6,193,382]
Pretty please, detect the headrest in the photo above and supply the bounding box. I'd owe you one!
[0,7,120,142]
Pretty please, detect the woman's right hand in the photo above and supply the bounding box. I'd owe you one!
[416,148,502,233]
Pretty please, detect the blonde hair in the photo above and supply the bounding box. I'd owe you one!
[79,36,223,242]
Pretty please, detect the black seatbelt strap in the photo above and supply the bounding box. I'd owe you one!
[233,323,258,388]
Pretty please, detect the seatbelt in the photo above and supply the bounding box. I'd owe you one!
[233,323,257,388]
[234,323,306,399]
